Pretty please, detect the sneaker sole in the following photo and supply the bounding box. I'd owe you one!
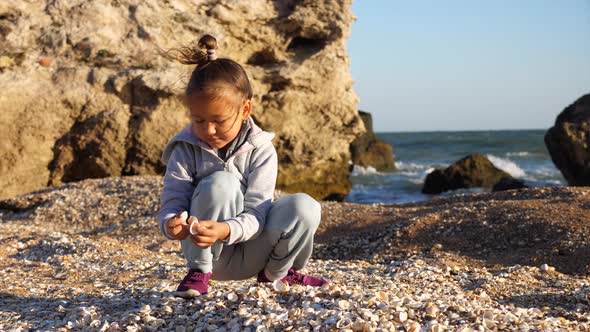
[173,289,202,299]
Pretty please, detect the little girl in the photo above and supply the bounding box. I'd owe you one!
[158,35,328,298]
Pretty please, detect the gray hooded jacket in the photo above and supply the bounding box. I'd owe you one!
[158,116,278,245]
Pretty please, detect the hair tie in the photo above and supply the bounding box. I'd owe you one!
[207,49,217,61]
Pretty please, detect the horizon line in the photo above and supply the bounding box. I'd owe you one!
[376,128,549,134]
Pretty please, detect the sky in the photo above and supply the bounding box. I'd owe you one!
[347,0,590,132]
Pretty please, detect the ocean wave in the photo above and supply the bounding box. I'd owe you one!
[530,166,561,177]
[486,154,526,178]
[394,161,431,171]
[506,151,531,157]
[351,165,380,176]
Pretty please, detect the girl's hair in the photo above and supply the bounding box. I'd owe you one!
[160,34,253,106]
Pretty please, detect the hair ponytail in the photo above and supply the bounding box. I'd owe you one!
[160,34,253,103]
[159,34,217,67]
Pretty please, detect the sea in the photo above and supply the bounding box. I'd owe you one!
[346,129,565,204]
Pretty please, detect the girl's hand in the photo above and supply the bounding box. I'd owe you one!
[189,220,230,248]
[166,212,189,240]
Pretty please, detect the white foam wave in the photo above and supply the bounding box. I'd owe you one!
[394,161,430,171]
[506,151,531,157]
[486,154,526,178]
[351,165,380,176]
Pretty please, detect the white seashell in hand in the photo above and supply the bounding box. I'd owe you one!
[179,211,188,222]
[188,217,200,235]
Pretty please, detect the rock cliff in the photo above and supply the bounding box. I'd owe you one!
[0,0,364,199]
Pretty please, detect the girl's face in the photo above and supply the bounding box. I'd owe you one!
[187,94,252,149]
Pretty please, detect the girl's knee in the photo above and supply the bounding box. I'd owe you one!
[193,171,241,201]
[287,193,321,230]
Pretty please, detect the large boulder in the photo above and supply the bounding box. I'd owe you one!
[0,0,364,200]
[350,110,395,172]
[545,93,590,186]
[422,153,511,194]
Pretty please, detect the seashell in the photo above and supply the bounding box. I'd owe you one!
[256,288,268,298]
[375,291,388,302]
[540,264,555,272]
[406,321,421,332]
[98,321,110,332]
[425,305,440,317]
[338,300,350,310]
[275,312,288,321]
[126,325,138,332]
[227,292,239,302]
[189,217,200,235]
[483,318,496,329]
[179,211,188,221]
[394,311,408,322]
[161,305,173,315]
[272,279,290,293]
[336,317,353,329]
[483,310,494,320]
[139,304,151,314]
[352,320,371,331]
[429,323,444,332]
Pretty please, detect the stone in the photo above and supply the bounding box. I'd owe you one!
[422,153,511,194]
[545,93,590,186]
[350,110,395,172]
[492,176,527,192]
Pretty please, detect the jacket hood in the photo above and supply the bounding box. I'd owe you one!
[161,116,275,164]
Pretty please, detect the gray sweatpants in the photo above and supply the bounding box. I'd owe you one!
[180,171,321,281]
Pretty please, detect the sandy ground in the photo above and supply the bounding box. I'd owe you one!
[1,176,589,331]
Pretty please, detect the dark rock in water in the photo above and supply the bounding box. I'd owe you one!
[350,110,395,172]
[545,93,590,186]
[492,176,527,192]
[422,153,510,194]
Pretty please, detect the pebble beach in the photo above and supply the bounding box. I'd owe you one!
[1,176,590,331]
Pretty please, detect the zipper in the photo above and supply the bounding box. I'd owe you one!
[195,140,255,172]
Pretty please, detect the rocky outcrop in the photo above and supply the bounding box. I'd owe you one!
[350,110,395,172]
[545,93,590,186]
[422,153,510,194]
[0,0,363,200]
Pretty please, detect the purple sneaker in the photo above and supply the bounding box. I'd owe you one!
[257,268,329,287]
[174,269,212,298]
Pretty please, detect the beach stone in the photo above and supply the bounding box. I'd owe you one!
[350,110,396,172]
[492,176,527,192]
[545,93,590,186]
[422,153,511,194]
[0,0,363,200]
